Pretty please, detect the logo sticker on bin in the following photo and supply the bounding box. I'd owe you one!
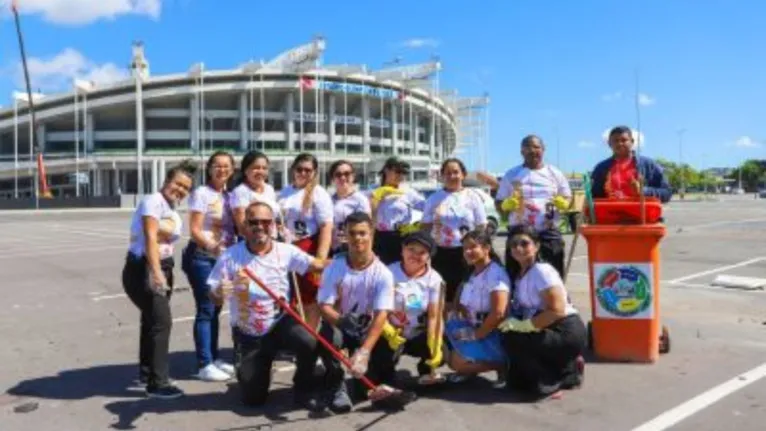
[593,263,654,319]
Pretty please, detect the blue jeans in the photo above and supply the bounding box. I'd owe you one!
[183,244,221,369]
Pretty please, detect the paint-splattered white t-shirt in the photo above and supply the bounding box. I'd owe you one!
[458,261,511,327]
[318,256,395,316]
[387,262,443,339]
[188,185,236,253]
[370,186,425,232]
[332,190,372,250]
[495,164,571,233]
[511,262,577,319]
[278,185,334,242]
[206,241,312,336]
[128,192,182,259]
[423,188,487,248]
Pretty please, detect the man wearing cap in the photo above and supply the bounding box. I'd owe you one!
[369,157,426,265]
[384,231,446,383]
[495,135,572,278]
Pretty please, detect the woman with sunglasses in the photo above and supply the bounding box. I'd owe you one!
[328,160,371,256]
[278,153,334,330]
[370,156,426,265]
[445,229,510,385]
[497,225,586,400]
[122,160,196,399]
[421,158,487,306]
[181,151,237,382]
[232,151,280,239]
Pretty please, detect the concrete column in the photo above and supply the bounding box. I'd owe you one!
[328,94,336,153]
[282,158,289,189]
[159,159,167,186]
[113,167,120,195]
[151,159,159,192]
[362,98,370,155]
[189,96,199,151]
[36,124,46,153]
[411,112,417,155]
[239,92,248,151]
[390,103,398,153]
[284,94,295,152]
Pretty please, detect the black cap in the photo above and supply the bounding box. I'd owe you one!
[380,156,411,174]
[402,231,436,257]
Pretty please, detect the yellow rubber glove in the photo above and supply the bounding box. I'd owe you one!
[397,222,422,235]
[381,321,407,351]
[552,195,571,212]
[371,186,405,207]
[498,318,538,333]
[500,196,520,212]
[424,334,443,369]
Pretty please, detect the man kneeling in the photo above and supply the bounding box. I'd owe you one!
[317,211,402,407]
[207,201,338,411]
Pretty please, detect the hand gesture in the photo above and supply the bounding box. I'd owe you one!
[349,348,370,378]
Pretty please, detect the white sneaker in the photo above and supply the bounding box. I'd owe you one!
[214,360,235,376]
[197,363,231,382]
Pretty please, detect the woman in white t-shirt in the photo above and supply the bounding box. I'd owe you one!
[385,231,446,381]
[421,158,487,306]
[498,224,586,400]
[369,157,426,265]
[231,151,279,238]
[278,153,334,330]
[445,229,510,383]
[328,160,371,256]
[180,151,237,382]
[121,160,195,400]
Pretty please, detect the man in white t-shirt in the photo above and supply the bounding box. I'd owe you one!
[206,201,334,412]
[495,135,572,278]
[317,211,405,408]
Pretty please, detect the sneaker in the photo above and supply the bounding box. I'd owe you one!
[214,360,236,376]
[327,385,353,414]
[197,363,232,382]
[294,392,326,413]
[146,384,184,399]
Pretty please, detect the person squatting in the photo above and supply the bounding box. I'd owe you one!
[123,136,651,407]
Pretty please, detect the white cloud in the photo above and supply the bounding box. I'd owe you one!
[15,48,129,92]
[2,0,162,25]
[638,93,656,106]
[730,136,762,148]
[602,128,646,148]
[399,38,440,49]
[601,91,622,102]
[577,140,596,148]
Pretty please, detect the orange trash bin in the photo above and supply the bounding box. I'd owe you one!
[580,198,669,363]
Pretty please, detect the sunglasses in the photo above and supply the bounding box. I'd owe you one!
[247,218,273,228]
[510,239,532,248]
[295,167,314,174]
[334,170,354,179]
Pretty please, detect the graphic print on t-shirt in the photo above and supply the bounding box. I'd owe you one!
[425,189,486,247]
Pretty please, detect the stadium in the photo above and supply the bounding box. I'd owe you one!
[0,37,490,202]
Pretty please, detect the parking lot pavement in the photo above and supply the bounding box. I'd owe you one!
[1,196,765,430]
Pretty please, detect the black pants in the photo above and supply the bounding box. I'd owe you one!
[399,331,435,377]
[505,232,566,279]
[374,230,403,265]
[432,246,468,303]
[319,323,398,399]
[121,253,174,389]
[501,314,586,397]
[234,316,328,406]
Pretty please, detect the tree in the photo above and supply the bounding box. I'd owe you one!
[728,159,766,191]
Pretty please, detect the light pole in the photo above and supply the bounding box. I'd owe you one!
[189,62,205,178]
[132,42,148,198]
[677,128,686,199]
[74,80,93,198]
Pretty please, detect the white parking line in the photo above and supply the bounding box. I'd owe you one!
[679,217,766,231]
[567,272,714,290]
[0,244,126,260]
[631,361,766,431]
[667,257,766,284]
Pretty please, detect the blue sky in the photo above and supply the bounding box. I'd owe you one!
[1,0,764,174]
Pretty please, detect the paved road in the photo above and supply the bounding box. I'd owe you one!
[1,195,765,430]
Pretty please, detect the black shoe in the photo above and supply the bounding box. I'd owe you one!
[146,384,184,399]
[327,385,353,414]
[294,392,326,413]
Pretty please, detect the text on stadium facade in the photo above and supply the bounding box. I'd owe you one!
[306,79,400,99]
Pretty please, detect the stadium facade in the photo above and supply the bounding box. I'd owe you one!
[0,38,489,199]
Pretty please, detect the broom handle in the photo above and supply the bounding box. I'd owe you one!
[291,272,306,321]
[242,266,378,391]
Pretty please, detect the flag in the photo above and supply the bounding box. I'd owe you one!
[11,0,18,12]
[299,76,314,90]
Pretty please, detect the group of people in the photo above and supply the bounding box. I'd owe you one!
[120,125,672,412]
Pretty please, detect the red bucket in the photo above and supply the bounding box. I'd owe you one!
[586,198,663,224]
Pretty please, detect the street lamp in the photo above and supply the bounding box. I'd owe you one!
[131,41,149,197]
[73,79,94,197]
[677,128,687,199]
